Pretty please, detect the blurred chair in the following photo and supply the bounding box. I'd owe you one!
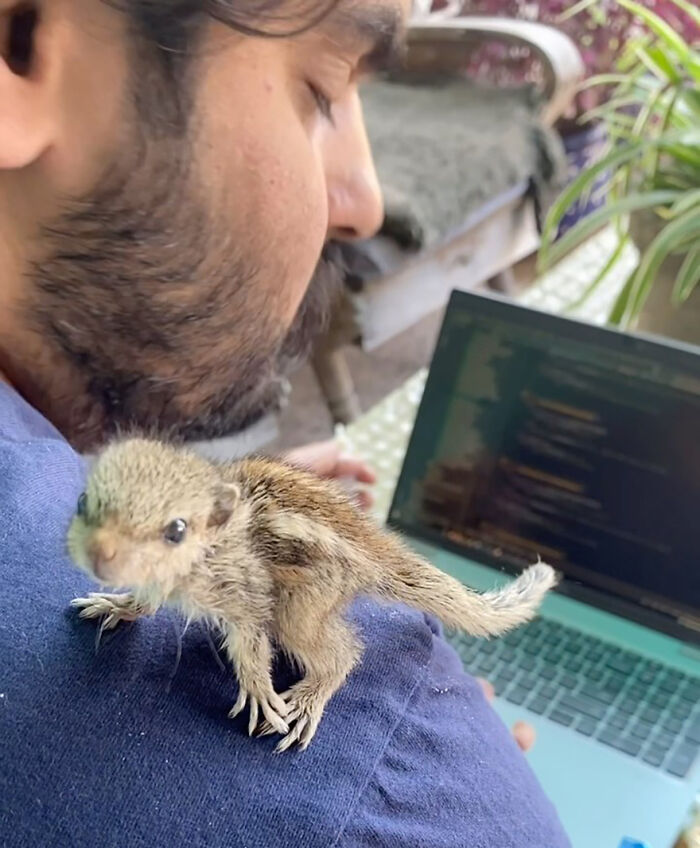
[311,11,584,424]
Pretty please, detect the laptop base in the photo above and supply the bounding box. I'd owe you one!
[408,537,699,848]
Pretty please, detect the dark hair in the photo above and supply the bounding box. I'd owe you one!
[115,0,340,52]
[104,0,340,130]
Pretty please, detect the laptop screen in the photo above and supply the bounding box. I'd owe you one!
[387,291,700,629]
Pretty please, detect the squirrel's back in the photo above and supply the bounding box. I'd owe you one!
[226,456,370,535]
[220,457,556,638]
[223,458,380,583]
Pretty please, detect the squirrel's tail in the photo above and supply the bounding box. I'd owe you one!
[375,545,557,637]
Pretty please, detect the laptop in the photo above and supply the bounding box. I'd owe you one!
[386,289,700,848]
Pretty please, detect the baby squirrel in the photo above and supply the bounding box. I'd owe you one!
[67,437,557,752]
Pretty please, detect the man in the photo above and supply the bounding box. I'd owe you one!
[0,1,570,845]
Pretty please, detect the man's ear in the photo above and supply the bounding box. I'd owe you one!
[207,482,241,529]
[0,4,55,169]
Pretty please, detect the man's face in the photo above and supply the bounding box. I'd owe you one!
[0,0,408,449]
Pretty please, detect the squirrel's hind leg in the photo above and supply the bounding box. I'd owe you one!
[262,613,362,752]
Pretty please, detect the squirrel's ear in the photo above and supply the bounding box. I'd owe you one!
[208,482,241,528]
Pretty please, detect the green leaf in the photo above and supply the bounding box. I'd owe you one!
[543,191,681,270]
[670,189,700,216]
[660,158,700,182]
[616,0,691,62]
[582,94,650,125]
[653,169,700,193]
[678,89,700,121]
[619,34,654,73]
[647,88,683,182]
[662,143,700,168]
[565,234,633,314]
[665,0,700,28]
[626,206,700,321]
[539,130,700,268]
[604,113,640,137]
[633,82,673,139]
[636,44,682,83]
[673,249,700,304]
[557,0,596,22]
[608,269,638,327]
[577,72,650,91]
[686,59,700,85]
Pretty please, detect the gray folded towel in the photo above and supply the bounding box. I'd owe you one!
[361,77,567,253]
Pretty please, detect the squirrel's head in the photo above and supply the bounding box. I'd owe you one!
[67,438,240,596]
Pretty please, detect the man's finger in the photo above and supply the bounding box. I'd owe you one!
[331,456,377,484]
[283,441,377,485]
[284,440,338,475]
[476,677,495,702]
[477,677,536,753]
[512,721,536,753]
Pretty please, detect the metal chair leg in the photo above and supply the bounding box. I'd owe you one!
[486,268,519,296]
[311,346,362,426]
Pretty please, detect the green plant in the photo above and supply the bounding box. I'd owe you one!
[538,0,700,328]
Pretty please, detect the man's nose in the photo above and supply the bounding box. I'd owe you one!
[326,92,384,242]
[87,533,117,579]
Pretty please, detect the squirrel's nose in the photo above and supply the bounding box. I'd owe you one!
[87,535,117,579]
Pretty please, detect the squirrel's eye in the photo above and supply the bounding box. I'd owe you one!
[77,493,88,518]
[164,519,187,545]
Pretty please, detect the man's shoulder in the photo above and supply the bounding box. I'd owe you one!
[1,594,568,848]
[337,604,570,847]
[0,386,568,848]
[0,383,69,443]
[0,383,85,539]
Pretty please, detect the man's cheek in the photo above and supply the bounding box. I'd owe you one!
[255,139,328,323]
[199,58,328,320]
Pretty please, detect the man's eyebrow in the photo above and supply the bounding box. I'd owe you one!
[320,4,407,73]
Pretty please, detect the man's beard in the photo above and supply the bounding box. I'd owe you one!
[22,137,344,451]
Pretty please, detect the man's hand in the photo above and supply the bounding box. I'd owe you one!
[477,678,536,753]
[283,439,376,510]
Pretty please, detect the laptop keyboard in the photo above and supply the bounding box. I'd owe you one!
[449,618,700,779]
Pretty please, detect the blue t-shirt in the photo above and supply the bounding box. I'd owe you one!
[0,383,570,847]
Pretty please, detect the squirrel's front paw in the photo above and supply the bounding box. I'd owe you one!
[71,592,140,630]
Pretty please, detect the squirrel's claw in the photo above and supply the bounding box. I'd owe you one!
[229,687,289,737]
